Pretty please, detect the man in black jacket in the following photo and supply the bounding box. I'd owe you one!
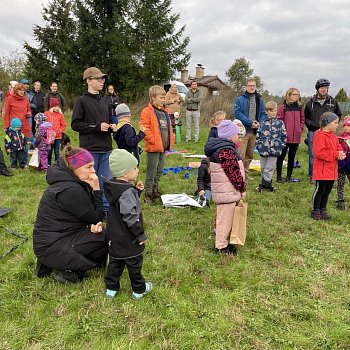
[305,78,342,181]
[71,67,117,213]
[44,82,66,112]
[31,81,45,136]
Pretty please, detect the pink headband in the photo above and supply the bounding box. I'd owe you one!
[67,150,94,169]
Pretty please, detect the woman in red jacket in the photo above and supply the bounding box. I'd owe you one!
[276,88,305,183]
[4,83,31,167]
[311,112,345,220]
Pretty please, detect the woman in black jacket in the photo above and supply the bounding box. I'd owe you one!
[102,85,120,122]
[33,145,107,283]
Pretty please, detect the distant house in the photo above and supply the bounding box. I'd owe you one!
[180,64,227,98]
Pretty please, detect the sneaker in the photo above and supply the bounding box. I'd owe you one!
[276,177,285,183]
[310,210,321,220]
[35,261,52,278]
[106,289,118,298]
[0,169,14,177]
[320,209,331,220]
[287,177,301,183]
[227,244,238,256]
[53,270,82,284]
[255,184,263,192]
[131,282,152,300]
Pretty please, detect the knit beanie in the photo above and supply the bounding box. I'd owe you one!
[10,118,22,129]
[218,120,239,139]
[49,97,60,108]
[115,103,131,119]
[109,149,138,178]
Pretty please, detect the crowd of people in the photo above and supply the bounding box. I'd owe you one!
[1,69,348,300]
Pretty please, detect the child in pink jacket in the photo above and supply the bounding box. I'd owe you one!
[204,120,246,256]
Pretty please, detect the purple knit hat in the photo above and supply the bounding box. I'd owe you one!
[67,149,94,169]
[218,120,239,139]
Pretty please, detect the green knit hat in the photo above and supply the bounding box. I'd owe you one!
[109,149,138,178]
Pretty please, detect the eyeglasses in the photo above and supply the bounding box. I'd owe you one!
[292,93,300,96]
[89,77,105,82]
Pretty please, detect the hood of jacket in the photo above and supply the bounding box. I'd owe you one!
[103,178,133,205]
[47,159,81,186]
[205,137,239,162]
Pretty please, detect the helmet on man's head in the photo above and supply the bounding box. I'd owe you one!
[315,78,330,90]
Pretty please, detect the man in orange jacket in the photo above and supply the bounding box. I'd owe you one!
[139,85,174,204]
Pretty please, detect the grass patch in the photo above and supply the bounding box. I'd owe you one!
[1,115,350,349]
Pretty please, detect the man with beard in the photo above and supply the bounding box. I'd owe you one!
[305,78,342,182]
[71,67,117,214]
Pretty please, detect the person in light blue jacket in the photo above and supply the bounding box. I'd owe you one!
[233,78,266,175]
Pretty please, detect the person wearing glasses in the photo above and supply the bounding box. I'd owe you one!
[275,88,305,183]
[71,67,117,214]
[234,78,266,176]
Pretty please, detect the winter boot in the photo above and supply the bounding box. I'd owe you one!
[265,180,275,192]
[277,176,285,183]
[320,209,331,220]
[310,209,321,220]
[144,192,155,204]
[336,199,345,210]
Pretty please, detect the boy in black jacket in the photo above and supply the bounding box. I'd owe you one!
[104,149,152,300]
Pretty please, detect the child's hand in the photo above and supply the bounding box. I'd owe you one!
[338,151,346,160]
[136,181,144,191]
[6,149,11,154]
[198,190,205,196]
[83,173,100,190]
[139,241,145,245]
[90,222,103,234]
[139,125,147,133]
[110,123,117,132]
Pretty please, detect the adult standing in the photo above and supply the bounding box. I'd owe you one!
[44,82,66,112]
[20,79,36,146]
[33,146,107,283]
[305,78,342,182]
[234,78,266,175]
[31,81,45,136]
[276,88,305,183]
[71,67,116,213]
[102,84,120,123]
[185,80,201,142]
[0,148,13,176]
[165,83,184,128]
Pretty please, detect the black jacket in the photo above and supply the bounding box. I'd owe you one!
[44,91,66,112]
[207,127,218,140]
[32,90,45,114]
[113,122,145,164]
[305,95,342,131]
[104,179,146,259]
[205,137,240,163]
[197,158,211,191]
[102,94,120,118]
[33,159,105,269]
[71,92,112,151]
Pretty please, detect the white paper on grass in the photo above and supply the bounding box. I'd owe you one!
[161,193,202,208]
[182,154,207,159]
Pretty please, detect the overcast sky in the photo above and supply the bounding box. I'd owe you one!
[1,0,349,96]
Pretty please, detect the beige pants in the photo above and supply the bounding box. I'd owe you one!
[239,132,256,173]
[215,202,236,249]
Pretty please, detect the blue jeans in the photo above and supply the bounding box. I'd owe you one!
[307,131,315,178]
[91,152,112,212]
[204,190,212,201]
[48,139,61,165]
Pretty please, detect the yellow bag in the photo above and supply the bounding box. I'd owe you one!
[230,200,247,246]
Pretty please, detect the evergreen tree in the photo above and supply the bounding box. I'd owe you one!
[335,88,348,102]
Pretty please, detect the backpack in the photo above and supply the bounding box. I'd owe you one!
[45,128,56,145]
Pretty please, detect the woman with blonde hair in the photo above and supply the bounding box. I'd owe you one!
[276,88,305,183]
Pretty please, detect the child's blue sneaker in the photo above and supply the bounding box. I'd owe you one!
[131,282,152,300]
[106,289,118,298]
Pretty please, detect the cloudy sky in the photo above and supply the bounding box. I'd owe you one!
[1,0,349,96]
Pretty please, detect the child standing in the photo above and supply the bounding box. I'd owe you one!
[44,97,66,165]
[336,116,350,210]
[113,103,145,165]
[256,101,287,192]
[104,149,152,300]
[207,111,226,140]
[311,112,345,219]
[4,117,28,169]
[139,85,174,204]
[34,117,53,172]
[204,120,246,256]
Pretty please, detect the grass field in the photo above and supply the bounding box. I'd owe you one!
[1,117,350,350]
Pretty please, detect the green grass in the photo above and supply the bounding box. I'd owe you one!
[1,117,350,350]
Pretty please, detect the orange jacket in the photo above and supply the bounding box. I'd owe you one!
[44,110,66,139]
[139,103,174,153]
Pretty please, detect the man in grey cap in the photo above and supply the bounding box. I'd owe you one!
[71,67,117,214]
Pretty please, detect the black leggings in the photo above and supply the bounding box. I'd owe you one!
[312,180,334,210]
[276,143,299,179]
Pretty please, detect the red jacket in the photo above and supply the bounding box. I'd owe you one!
[44,110,66,139]
[4,94,31,137]
[312,130,343,180]
[139,103,174,153]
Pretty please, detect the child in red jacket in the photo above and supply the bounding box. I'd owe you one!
[311,112,345,220]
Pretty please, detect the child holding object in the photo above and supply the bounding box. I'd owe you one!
[104,149,152,300]
[204,120,246,256]
[256,101,287,192]
[336,116,350,210]
[311,112,345,220]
